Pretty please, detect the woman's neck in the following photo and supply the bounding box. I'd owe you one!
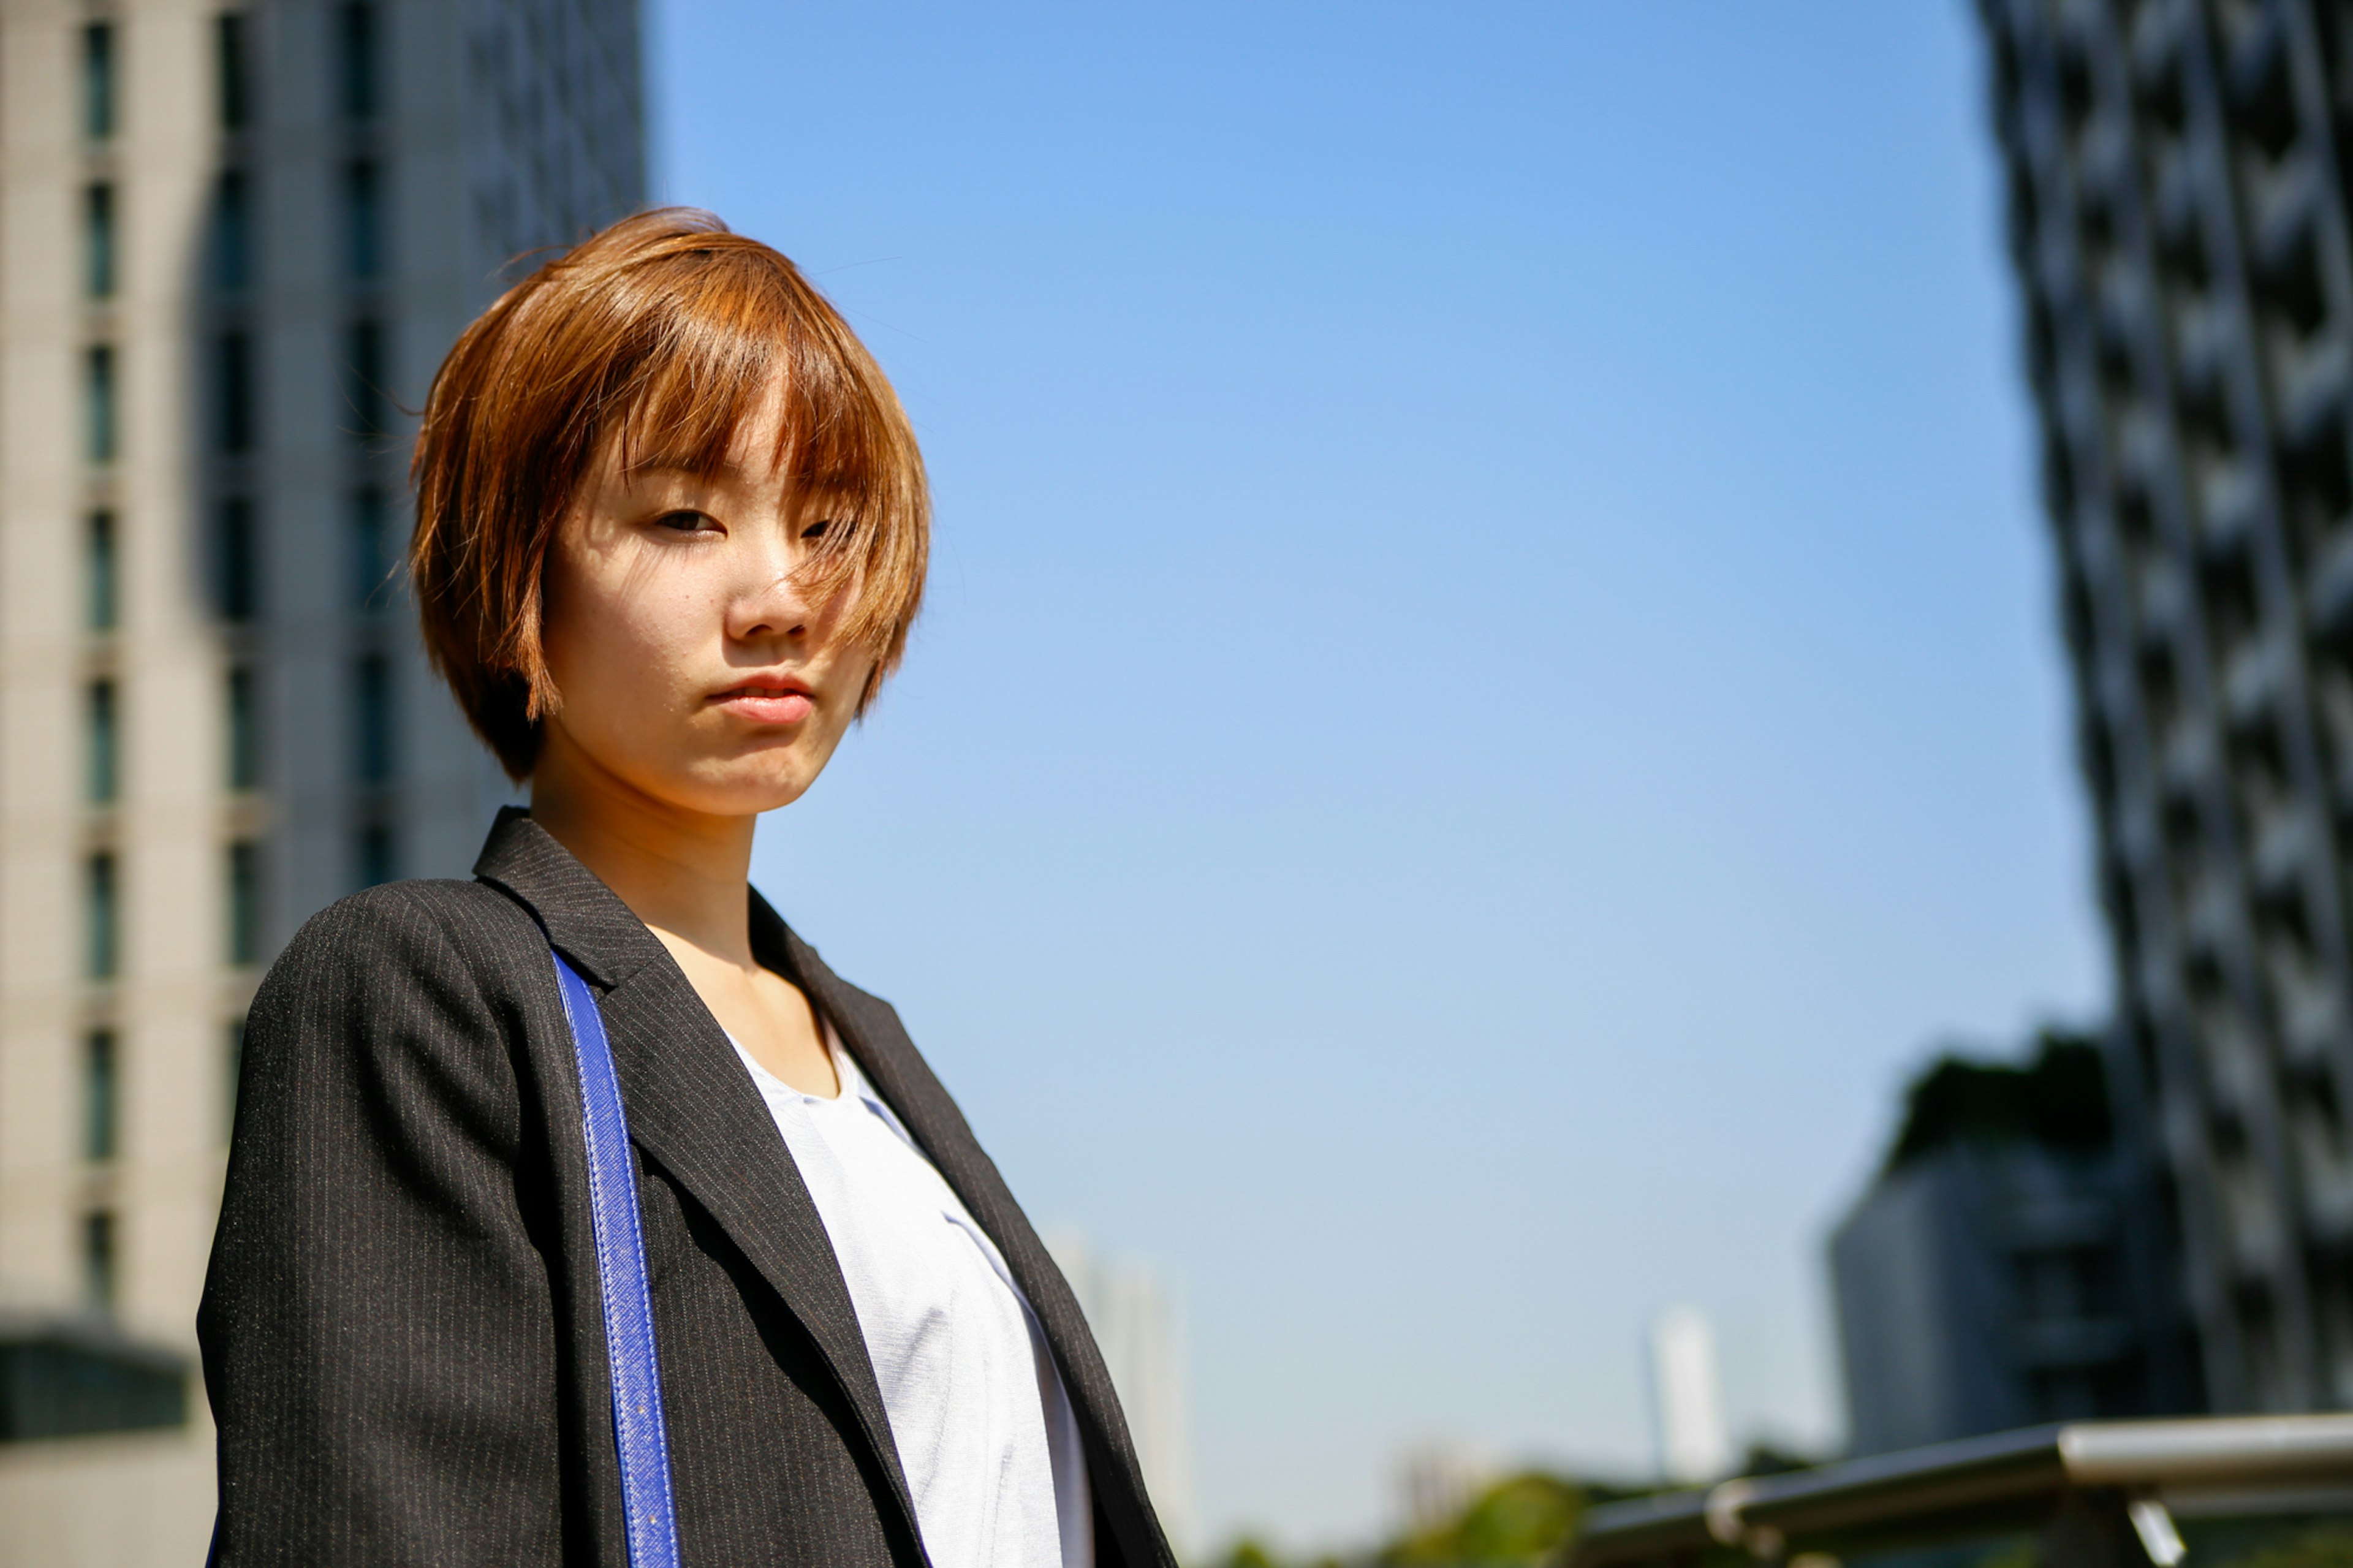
[528,730,758,968]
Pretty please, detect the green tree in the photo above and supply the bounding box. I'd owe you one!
[1381,1471,1586,1567]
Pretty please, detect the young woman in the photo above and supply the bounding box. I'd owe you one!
[198,210,1173,1568]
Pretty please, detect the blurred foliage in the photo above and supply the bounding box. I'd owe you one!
[1379,1471,1585,1566]
[1197,1449,1843,1568]
[1199,1539,1347,1568]
[1197,1467,2353,1568]
[1735,1441,1814,1478]
[1884,1029,2109,1172]
[2221,1525,2353,1568]
[1200,1465,1676,1568]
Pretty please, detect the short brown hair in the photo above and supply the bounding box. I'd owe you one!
[410,208,929,779]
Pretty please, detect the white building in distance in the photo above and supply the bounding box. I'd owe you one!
[1047,1228,1199,1558]
[1648,1304,1732,1486]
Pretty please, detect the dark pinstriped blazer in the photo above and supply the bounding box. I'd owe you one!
[198,807,1174,1568]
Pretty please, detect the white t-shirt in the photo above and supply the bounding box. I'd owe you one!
[729,1031,1093,1568]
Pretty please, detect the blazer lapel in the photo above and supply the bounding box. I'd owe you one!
[472,811,924,1551]
[758,900,1172,1568]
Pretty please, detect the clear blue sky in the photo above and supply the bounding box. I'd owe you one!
[655,1,2103,1552]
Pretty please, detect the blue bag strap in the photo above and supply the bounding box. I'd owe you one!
[553,952,682,1568]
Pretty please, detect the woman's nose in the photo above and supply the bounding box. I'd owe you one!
[727,541,814,642]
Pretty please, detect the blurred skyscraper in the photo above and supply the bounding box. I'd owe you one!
[1646,1305,1730,1485]
[1977,0,2353,1414]
[0,1,642,1561]
[1045,1229,1199,1558]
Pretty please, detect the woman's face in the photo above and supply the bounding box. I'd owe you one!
[538,382,877,819]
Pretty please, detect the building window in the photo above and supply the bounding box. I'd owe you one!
[83,1211,116,1309]
[86,680,118,803]
[86,344,116,463]
[216,13,249,132]
[226,840,259,966]
[225,665,257,790]
[215,496,256,621]
[352,654,392,783]
[354,822,395,888]
[210,171,250,294]
[349,486,390,609]
[214,330,253,452]
[85,1030,117,1163]
[86,852,118,979]
[85,183,115,300]
[343,160,382,279]
[86,512,117,631]
[339,3,377,121]
[224,1016,244,1142]
[344,317,386,438]
[82,23,115,141]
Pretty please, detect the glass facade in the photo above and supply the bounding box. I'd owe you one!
[81,23,114,142]
[348,485,390,609]
[225,665,256,790]
[339,2,377,121]
[82,1211,116,1309]
[86,680,117,803]
[343,160,382,278]
[85,511,115,632]
[225,840,259,968]
[84,182,113,299]
[351,653,392,783]
[211,171,249,294]
[85,852,116,979]
[84,1031,116,1164]
[214,331,252,452]
[216,496,256,621]
[85,344,115,463]
[214,13,248,132]
[344,317,386,438]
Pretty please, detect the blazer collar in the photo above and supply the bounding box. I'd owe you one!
[473,808,926,1555]
[472,806,672,990]
[760,900,1172,1568]
[478,807,1170,1567]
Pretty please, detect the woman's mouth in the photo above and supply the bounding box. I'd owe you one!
[712,683,814,724]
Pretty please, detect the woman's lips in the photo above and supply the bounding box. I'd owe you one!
[713,687,814,724]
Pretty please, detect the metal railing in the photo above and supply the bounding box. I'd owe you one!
[1573,1415,2353,1568]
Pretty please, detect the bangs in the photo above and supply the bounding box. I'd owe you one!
[601,248,925,657]
[410,210,930,779]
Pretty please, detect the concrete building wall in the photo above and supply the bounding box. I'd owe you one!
[0,1,641,1558]
[1835,1142,2165,1457]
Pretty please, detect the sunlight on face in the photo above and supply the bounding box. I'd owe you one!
[538,379,878,819]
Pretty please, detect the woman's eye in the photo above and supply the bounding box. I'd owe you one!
[801,519,832,540]
[656,510,713,533]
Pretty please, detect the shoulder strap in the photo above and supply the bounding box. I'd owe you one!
[553,952,681,1568]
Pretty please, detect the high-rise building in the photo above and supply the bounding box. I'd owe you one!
[1977,0,2353,1414]
[1045,1230,1198,1559]
[0,1,642,1559]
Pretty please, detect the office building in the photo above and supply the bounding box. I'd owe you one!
[1978,0,2353,1413]
[0,0,643,1560]
[1831,1037,2188,1454]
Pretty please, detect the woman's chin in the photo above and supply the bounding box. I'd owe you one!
[662,761,815,819]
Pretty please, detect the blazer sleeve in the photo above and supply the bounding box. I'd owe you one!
[198,885,568,1566]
